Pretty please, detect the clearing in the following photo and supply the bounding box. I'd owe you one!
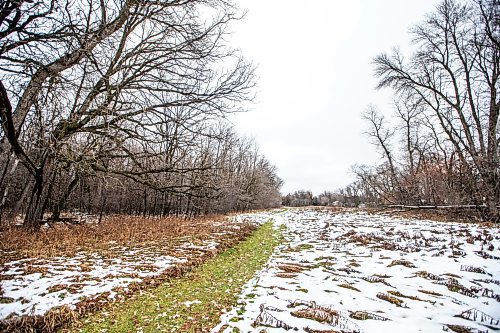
[1,208,499,333]
[213,208,500,333]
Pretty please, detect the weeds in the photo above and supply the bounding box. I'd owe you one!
[0,215,226,262]
[376,292,406,307]
[338,284,360,292]
[387,290,434,304]
[349,311,390,321]
[418,289,443,297]
[387,259,416,268]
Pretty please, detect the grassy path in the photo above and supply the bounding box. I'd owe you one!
[71,221,280,333]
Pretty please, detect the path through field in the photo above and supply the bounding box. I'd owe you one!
[0,218,257,322]
[214,208,500,333]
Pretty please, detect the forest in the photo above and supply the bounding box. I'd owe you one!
[0,0,498,228]
[0,0,283,230]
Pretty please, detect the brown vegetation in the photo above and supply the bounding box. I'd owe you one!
[376,293,405,307]
[0,216,257,333]
[418,289,443,297]
[338,284,360,292]
[387,259,416,268]
[0,214,238,263]
[291,307,339,325]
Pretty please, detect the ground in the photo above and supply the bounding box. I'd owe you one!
[213,208,500,333]
[0,214,265,331]
[1,208,499,333]
[75,221,280,333]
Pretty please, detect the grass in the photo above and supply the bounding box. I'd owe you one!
[70,221,281,333]
[376,292,405,307]
[0,215,227,263]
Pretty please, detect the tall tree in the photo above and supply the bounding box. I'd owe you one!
[0,0,257,228]
[373,0,499,219]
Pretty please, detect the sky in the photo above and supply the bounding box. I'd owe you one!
[228,0,441,195]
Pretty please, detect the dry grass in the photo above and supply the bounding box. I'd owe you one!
[446,324,487,333]
[349,311,390,321]
[387,259,416,268]
[291,307,339,325]
[275,272,298,278]
[387,290,435,304]
[0,215,225,263]
[0,220,259,333]
[304,328,341,333]
[0,305,78,333]
[338,283,360,292]
[376,292,405,307]
[418,289,443,297]
[277,263,311,274]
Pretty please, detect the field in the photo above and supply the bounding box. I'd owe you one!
[1,208,499,333]
[213,209,500,333]
[0,214,263,331]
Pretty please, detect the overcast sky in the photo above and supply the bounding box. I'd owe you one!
[228,0,441,195]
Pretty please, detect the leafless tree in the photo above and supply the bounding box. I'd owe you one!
[372,0,499,219]
[0,0,282,229]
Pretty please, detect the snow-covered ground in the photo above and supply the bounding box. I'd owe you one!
[0,219,252,321]
[213,208,500,333]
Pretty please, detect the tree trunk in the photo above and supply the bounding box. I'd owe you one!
[52,173,79,220]
[23,156,54,230]
[98,195,107,223]
[484,172,499,222]
[142,187,148,217]
[24,175,45,229]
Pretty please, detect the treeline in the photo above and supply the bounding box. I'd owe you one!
[282,187,369,208]
[0,0,282,229]
[353,0,499,221]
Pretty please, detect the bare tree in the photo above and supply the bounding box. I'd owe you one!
[0,0,272,229]
[362,106,397,177]
[373,0,499,219]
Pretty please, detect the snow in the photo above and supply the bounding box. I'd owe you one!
[2,208,498,332]
[213,208,500,333]
[183,300,202,307]
[0,251,185,319]
[0,219,251,320]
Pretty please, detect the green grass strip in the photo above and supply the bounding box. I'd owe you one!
[75,221,280,333]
